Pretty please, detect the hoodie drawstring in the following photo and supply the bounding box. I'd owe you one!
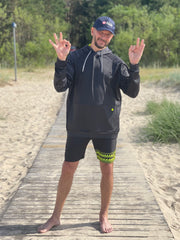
[100,53,103,73]
[82,50,92,72]
[82,47,109,73]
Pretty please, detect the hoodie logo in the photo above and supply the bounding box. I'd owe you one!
[121,64,130,77]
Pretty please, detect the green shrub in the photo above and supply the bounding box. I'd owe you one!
[145,101,162,115]
[142,99,180,143]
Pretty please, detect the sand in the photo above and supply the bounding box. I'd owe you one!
[0,70,180,239]
[0,69,63,213]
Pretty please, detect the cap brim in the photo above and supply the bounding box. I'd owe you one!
[95,27,115,35]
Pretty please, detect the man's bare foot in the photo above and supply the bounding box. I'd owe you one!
[99,215,113,233]
[38,216,60,233]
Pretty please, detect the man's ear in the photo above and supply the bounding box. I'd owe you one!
[91,27,94,36]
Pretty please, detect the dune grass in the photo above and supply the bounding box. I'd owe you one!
[159,72,180,90]
[0,115,6,120]
[141,67,180,89]
[0,67,54,87]
[141,99,180,144]
[0,71,11,87]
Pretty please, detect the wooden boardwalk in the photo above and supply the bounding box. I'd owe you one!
[0,95,174,240]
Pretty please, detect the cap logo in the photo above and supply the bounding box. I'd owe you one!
[106,21,113,27]
[102,20,113,27]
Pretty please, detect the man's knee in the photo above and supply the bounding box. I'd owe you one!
[62,161,79,175]
[100,162,113,177]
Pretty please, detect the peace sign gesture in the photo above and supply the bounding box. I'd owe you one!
[129,38,145,65]
[49,32,71,61]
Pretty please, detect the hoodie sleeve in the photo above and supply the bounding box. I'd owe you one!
[54,55,74,92]
[118,63,140,98]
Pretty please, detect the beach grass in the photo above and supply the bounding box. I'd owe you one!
[0,67,54,86]
[141,67,180,88]
[158,71,180,90]
[0,70,12,87]
[0,115,6,120]
[141,99,180,144]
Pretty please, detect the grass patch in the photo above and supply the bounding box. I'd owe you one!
[0,67,54,86]
[141,99,180,144]
[158,72,180,90]
[141,67,180,89]
[0,115,6,120]
[0,72,11,87]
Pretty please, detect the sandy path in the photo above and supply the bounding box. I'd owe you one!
[0,72,179,239]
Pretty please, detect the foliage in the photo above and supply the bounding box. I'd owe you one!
[0,0,69,67]
[0,0,179,67]
[69,0,96,48]
[147,6,180,66]
[141,0,180,11]
[107,5,152,64]
[141,100,180,143]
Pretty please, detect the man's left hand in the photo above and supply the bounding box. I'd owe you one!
[129,38,145,65]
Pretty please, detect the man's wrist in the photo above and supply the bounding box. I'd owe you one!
[129,63,139,72]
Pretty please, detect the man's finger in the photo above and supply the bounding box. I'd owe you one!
[141,39,145,47]
[140,39,145,52]
[59,32,63,42]
[65,40,71,47]
[49,39,56,48]
[136,38,140,47]
[54,33,58,44]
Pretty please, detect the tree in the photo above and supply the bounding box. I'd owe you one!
[106,5,152,64]
[147,6,180,66]
[0,0,69,67]
[0,0,179,67]
[0,3,14,66]
[141,0,180,11]
[69,0,96,47]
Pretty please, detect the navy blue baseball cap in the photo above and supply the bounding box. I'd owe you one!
[93,16,115,35]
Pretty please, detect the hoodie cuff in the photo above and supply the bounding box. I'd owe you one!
[55,58,67,67]
[129,63,139,72]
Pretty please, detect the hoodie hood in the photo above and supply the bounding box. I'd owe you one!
[82,46,112,73]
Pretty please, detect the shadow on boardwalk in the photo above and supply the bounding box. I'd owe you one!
[0,95,174,240]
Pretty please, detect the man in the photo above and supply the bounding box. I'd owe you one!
[38,16,145,234]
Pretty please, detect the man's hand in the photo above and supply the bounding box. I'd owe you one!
[49,32,71,61]
[129,38,145,65]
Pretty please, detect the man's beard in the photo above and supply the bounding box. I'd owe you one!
[94,37,108,49]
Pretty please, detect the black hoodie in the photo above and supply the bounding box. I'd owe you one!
[54,45,140,138]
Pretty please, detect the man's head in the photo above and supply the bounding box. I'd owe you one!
[93,16,115,35]
[91,16,115,51]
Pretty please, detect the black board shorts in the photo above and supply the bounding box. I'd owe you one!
[65,136,117,163]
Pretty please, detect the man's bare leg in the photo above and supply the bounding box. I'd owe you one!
[99,161,114,233]
[38,161,79,233]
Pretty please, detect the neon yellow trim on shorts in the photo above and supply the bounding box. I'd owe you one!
[95,149,116,163]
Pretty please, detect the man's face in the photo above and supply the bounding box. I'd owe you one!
[91,28,113,50]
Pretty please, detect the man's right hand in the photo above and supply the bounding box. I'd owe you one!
[49,32,71,61]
